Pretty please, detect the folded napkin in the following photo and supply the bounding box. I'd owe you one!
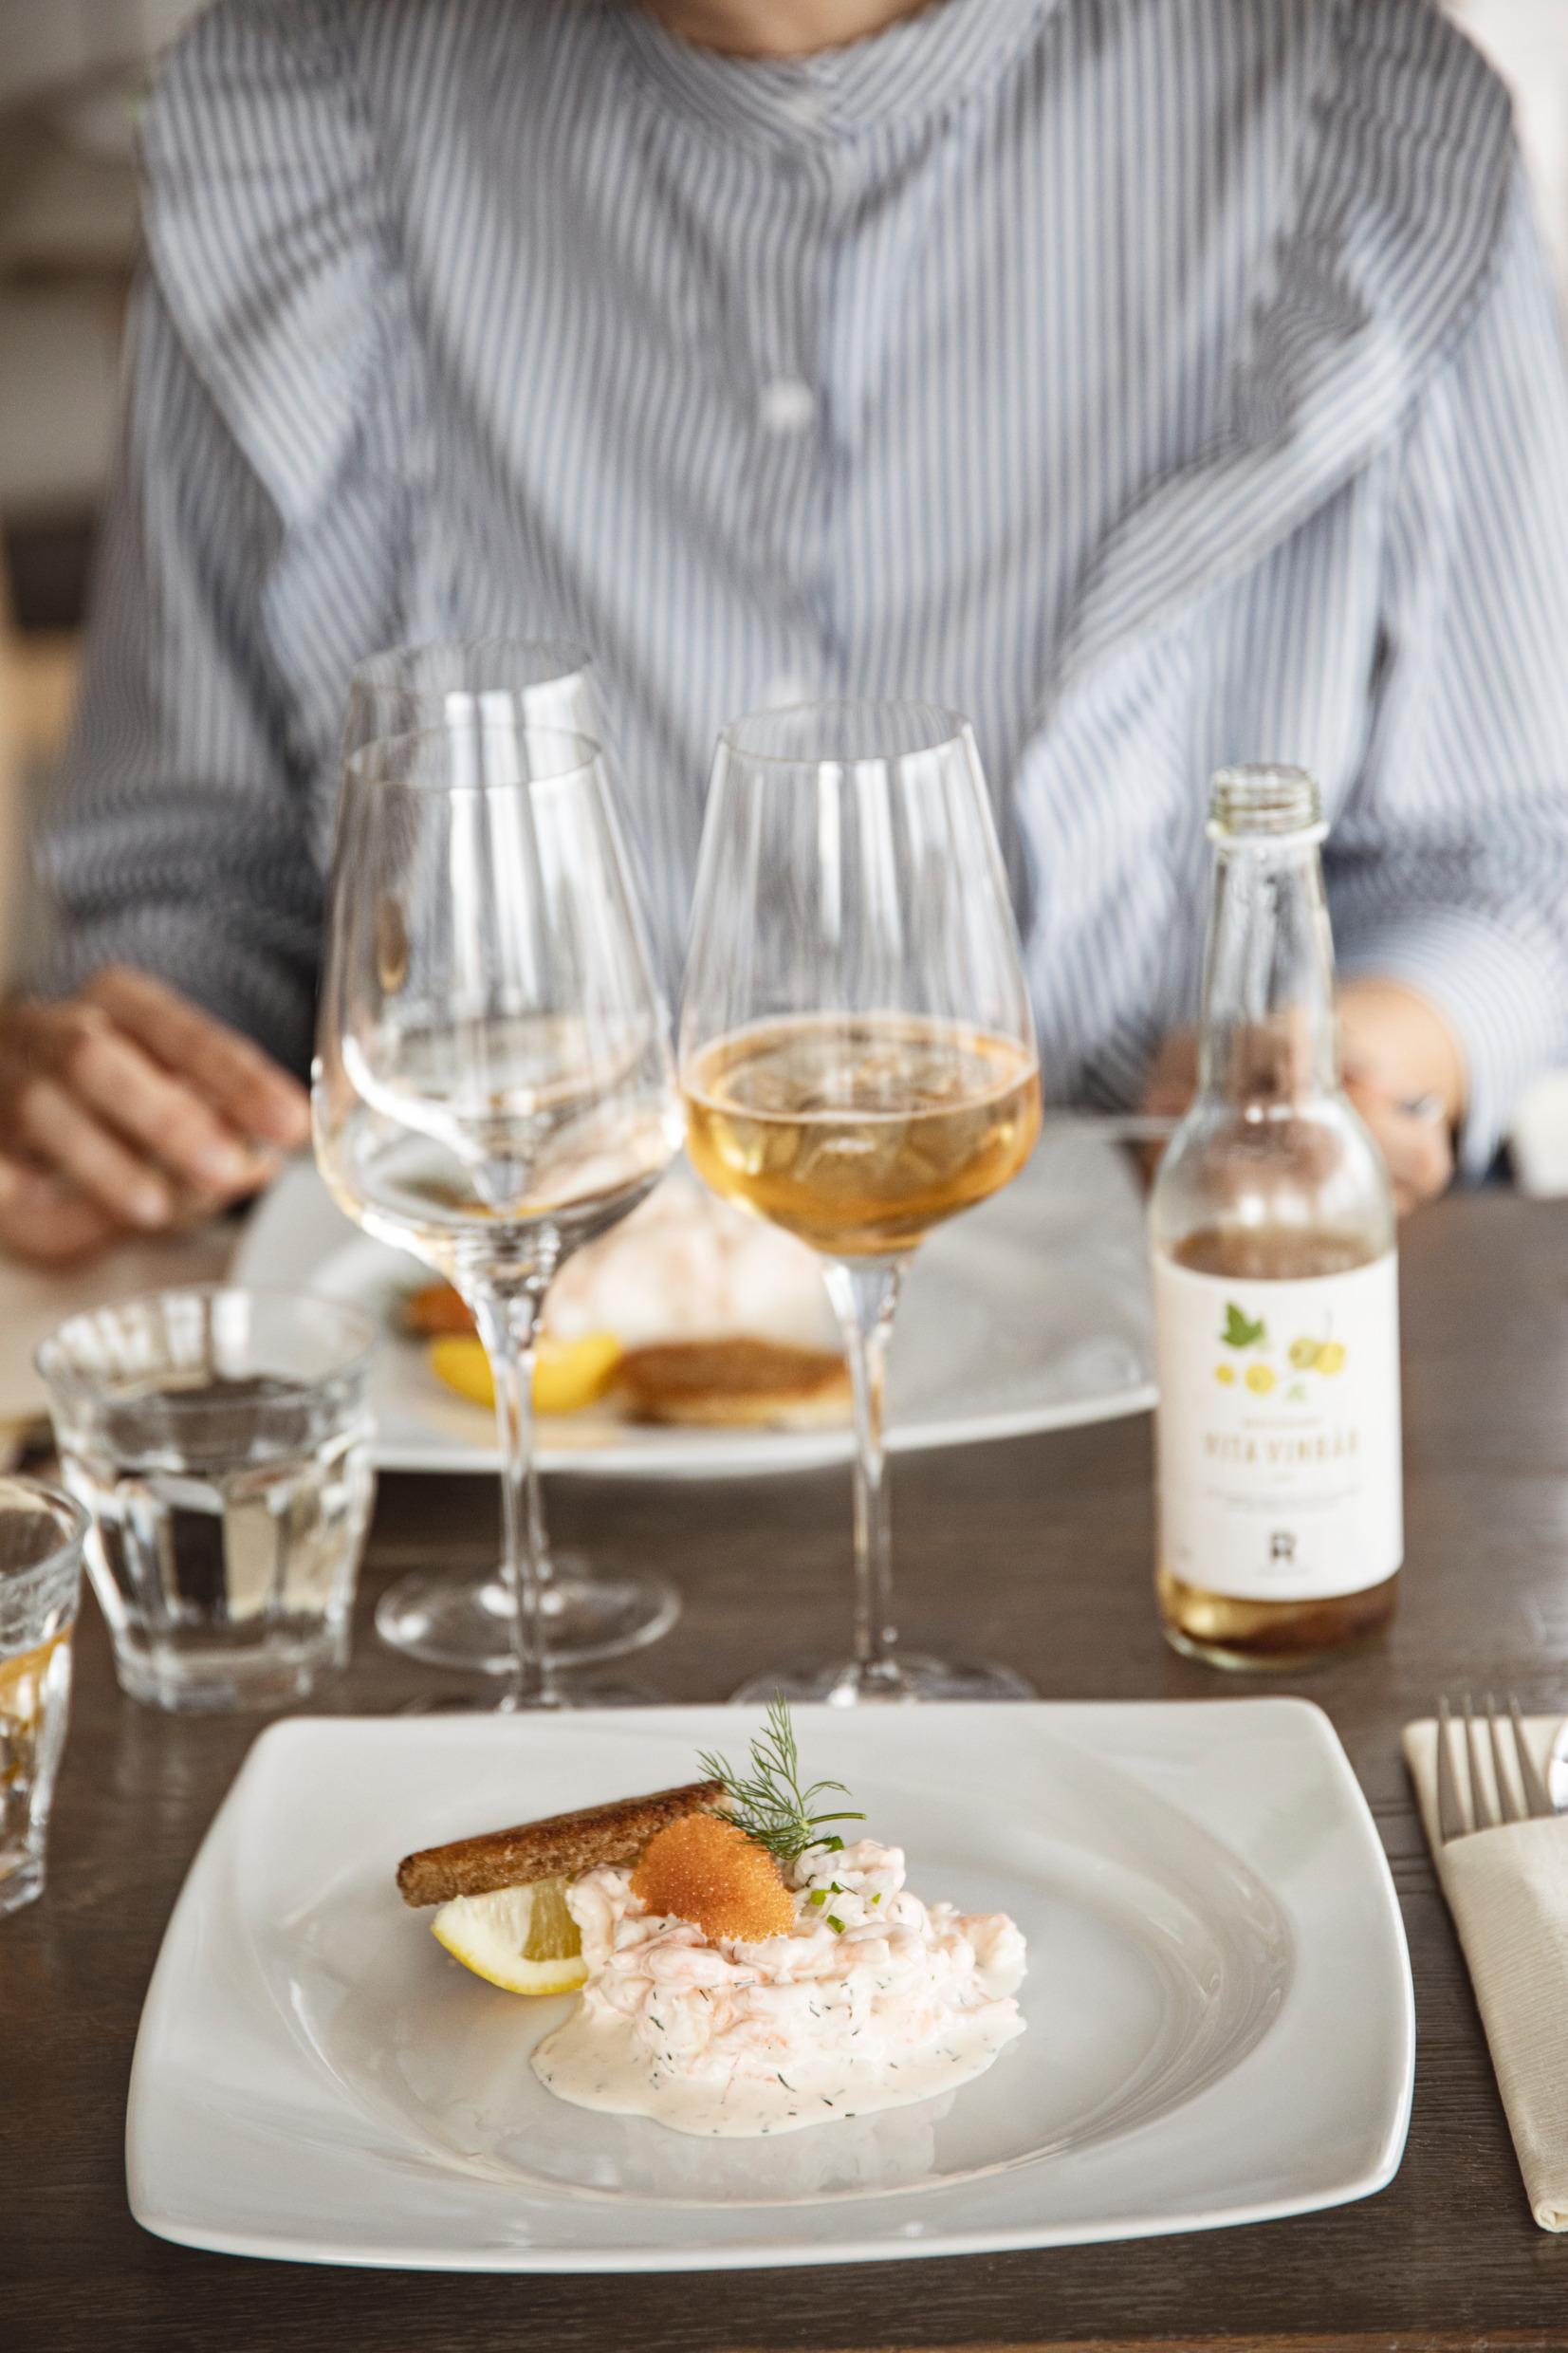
[0,1223,234,1429]
[1404,1715,1568,2232]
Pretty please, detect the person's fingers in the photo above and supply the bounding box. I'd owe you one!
[83,968,311,1146]
[1349,1081,1452,1214]
[0,1158,120,1267]
[12,1076,175,1229]
[1385,1125,1453,1214]
[0,996,281,1199]
[1141,1029,1199,1113]
[52,1011,276,1198]
[1135,1032,1201,1183]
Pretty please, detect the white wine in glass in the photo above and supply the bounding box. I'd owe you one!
[680,702,1042,1704]
[314,718,682,1710]
[686,1015,1040,1257]
[338,638,680,1677]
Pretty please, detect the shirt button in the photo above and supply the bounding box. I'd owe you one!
[779,83,827,128]
[760,377,817,436]
[758,671,813,708]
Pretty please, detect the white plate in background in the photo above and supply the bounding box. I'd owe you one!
[231,1124,1156,1476]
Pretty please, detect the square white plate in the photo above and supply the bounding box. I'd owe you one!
[127,1700,1412,2270]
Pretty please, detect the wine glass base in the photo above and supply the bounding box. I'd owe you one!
[398,1678,663,1714]
[730,1653,1036,1706]
[375,1557,680,1673]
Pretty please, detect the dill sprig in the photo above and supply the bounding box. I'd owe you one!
[697,1695,864,1866]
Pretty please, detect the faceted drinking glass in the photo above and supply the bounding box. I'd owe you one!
[38,1288,377,1713]
[0,1477,88,1918]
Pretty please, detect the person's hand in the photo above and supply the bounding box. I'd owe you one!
[0,968,310,1266]
[1336,978,1460,1215]
[1140,978,1463,1216]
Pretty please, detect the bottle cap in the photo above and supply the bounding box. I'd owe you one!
[1207,766,1327,847]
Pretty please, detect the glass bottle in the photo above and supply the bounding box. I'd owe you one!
[1152,766,1402,1668]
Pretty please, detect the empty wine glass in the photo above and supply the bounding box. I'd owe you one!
[681,702,1042,1703]
[341,639,680,1676]
[341,637,600,760]
[314,718,683,1709]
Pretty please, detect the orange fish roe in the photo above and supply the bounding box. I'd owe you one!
[630,1815,795,1944]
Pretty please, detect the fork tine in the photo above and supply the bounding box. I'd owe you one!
[1436,1695,1467,1843]
[1464,1695,1498,1830]
[1508,1696,1555,1820]
[1485,1693,1522,1824]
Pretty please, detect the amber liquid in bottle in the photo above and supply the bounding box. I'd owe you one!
[1156,1223,1399,1667]
[1152,769,1402,1670]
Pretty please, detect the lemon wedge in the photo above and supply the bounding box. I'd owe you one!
[428,1332,622,1416]
[430,1875,588,1996]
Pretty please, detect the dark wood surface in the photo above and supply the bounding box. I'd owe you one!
[7,1190,1568,2352]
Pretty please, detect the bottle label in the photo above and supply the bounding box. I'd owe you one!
[1154,1251,1402,1602]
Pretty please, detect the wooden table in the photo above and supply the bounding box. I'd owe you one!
[8,1191,1568,2352]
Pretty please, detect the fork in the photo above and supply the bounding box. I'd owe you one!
[1436,1694,1559,1843]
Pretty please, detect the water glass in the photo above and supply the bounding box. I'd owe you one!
[0,1477,87,1919]
[38,1288,377,1714]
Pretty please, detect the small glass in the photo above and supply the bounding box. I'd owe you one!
[0,1477,87,1919]
[38,1288,377,1714]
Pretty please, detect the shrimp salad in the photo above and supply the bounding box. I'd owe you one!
[532,1838,1026,2138]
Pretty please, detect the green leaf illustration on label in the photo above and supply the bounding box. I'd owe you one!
[1221,1303,1266,1350]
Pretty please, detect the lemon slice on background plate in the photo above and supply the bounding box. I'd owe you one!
[430,1875,588,1996]
[428,1332,622,1416]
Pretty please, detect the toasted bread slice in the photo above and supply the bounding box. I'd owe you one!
[401,1280,475,1339]
[616,1338,850,1429]
[397,1778,727,1908]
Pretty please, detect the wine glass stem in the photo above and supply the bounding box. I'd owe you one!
[824,1257,906,1695]
[467,1281,556,1709]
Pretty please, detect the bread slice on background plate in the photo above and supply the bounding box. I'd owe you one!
[616,1338,849,1429]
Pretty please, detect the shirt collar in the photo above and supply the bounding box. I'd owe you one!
[608,0,1053,147]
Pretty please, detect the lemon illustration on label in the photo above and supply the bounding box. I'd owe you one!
[1245,1363,1276,1396]
[1288,1337,1320,1370]
[1315,1341,1346,1375]
[1215,1363,1236,1386]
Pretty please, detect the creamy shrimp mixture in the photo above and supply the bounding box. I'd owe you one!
[543,1176,834,1349]
[532,1839,1026,2138]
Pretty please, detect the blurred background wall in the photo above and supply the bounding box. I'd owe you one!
[1,0,1565,988]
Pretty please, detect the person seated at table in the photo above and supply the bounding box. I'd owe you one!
[5,0,1567,1265]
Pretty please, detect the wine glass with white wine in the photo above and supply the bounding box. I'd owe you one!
[314,717,683,1709]
[680,701,1042,1704]
[340,639,680,1677]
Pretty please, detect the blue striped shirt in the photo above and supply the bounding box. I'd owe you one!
[39,0,1568,1173]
